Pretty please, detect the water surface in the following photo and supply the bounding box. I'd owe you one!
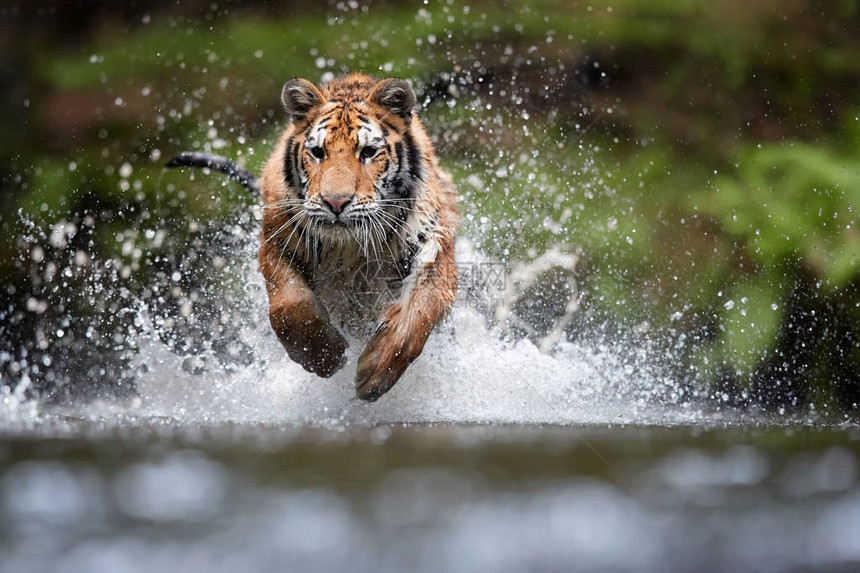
[2,417,859,573]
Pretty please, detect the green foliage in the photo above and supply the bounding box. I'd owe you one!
[718,273,785,379]
[709,135,860,290]
[687,128,860,388]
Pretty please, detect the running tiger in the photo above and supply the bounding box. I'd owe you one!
[168,74,458,401]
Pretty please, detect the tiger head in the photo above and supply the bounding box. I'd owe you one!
[279,74,424,240]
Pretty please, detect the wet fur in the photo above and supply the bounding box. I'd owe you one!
[258,74,458,401]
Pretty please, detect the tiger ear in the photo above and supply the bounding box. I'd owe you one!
[281,78,326,122]
[369,78,416,121]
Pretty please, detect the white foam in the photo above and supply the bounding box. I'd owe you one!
[3,239,715,430]
[120,240,695,427]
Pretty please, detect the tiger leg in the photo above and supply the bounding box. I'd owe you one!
[260,246,348,377]
[355,234,457,401]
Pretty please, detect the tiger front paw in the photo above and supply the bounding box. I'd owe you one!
[355,306,434,401]
[272,313,349,378]
[302,334,349,378]
[355,322,413,402]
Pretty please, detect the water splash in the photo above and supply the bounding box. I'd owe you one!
[1,228,726,431]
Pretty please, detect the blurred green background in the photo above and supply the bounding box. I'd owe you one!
[0,0,857,413]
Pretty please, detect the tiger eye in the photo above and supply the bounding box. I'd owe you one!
[359,146,378,162]
[308,146,325,161]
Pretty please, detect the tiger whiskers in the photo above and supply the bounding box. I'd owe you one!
[276,211,309,271]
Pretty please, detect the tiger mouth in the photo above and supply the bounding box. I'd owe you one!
[307,207,381,226]
[312,213,357,226]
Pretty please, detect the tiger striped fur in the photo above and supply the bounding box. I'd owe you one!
[258,74,458,401]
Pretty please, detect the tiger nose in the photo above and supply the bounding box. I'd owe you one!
[322,195,352,215]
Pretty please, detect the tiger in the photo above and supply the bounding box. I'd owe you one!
[169,74,458,401]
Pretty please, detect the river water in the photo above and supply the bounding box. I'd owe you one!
[2,273,859,572]
[1,420,858,573]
